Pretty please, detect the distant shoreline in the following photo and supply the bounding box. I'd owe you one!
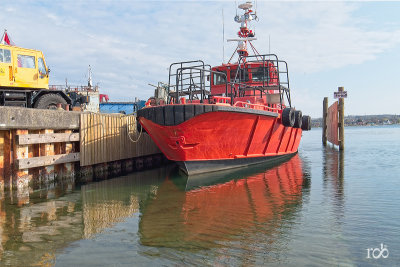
[311,114,400,128]
[311,124,399,128]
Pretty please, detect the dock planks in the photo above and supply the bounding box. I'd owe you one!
[80,113,160,166]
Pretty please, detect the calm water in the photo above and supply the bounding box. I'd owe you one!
[0,125,399,266]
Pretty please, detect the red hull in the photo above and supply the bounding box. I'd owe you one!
[139,105,302,174]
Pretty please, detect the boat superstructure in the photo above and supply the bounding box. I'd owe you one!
[138,1,311,175]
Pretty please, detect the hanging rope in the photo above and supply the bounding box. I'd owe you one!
[127,116,143,143]
[249,41,262,60]
[228,44,239,64]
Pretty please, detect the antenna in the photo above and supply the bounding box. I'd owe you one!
[88,65,93,88]
[269,35,271,54]
[235,0,238,15]
[222,8,225,64]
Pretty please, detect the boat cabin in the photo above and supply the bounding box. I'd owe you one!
[210,61,278,96]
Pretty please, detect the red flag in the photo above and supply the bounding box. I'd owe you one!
[1,30,15,46]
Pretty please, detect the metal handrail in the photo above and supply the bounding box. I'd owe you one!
[175,66,229,103]
[233,54,291,109]
[49,84,99,92]
[233,101,280,112]
[166,56,292,109]
[168,60,206,103]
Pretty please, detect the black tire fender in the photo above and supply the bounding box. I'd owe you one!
[282,107,295,127]
[294,110,303,128]
[301,115,312,131]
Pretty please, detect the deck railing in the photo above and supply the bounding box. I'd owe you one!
[167,55,292,109]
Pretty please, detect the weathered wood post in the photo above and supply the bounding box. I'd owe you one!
[39,129,55,183]
[338,87,345,150]
[0,131,5,193]
[322,97,328,146]
[13,129,30,189]
[3,131,12,189]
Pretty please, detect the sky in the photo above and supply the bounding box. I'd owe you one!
[2,0,400,118]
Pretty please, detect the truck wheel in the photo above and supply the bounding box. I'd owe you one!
[34,93,67,109]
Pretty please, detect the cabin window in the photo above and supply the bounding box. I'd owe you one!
[213,71,226,85]
[251,67,270,82]
[230,68,249,82]
[0,49,11,63]
[38,57,46,74]
[17,55,36,69]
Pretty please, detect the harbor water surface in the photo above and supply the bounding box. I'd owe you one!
[0,126,399,266]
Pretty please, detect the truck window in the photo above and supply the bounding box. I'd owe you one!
[213,71,226,85]
[17,55,36,69]
[0,49,11,63]
[38,57,46,73]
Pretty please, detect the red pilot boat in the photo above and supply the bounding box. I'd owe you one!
[138,1,311,175]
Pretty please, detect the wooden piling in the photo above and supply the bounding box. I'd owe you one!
[0,131,5,193]
[338,87,345,150]
[322,97,328,146]
[39,129,55,182]
[64,130,75,178]
[3,131,12,189]
[324,87,345,150]
[13,129,30,189]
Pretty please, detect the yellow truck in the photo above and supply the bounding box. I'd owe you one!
[0,44,75,108]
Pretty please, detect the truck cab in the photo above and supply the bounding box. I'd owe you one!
[0,44,49,89]
[0,44,73,109]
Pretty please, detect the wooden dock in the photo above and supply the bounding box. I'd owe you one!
[0,106,162,193]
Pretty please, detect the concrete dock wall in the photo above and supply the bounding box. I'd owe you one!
[0,107,163,194]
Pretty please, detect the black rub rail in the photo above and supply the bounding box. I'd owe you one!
[137,104,278,126]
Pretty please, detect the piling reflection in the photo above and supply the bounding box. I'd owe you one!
[322,146,345,218]
[0,181,81,266]
[139,155,310,252]
[0,168,168,266]
[81,167,168,238]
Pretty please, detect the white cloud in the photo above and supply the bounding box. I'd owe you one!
[252,2,400,72]
[2,1,400,116]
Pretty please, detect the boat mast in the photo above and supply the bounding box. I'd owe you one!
[88,65,93,88]
[227,1,258,63]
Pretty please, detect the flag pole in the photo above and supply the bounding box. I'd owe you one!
[0,30,6,45]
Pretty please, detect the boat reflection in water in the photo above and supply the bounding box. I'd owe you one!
[0,154,310,265]
[139,154,310,254]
